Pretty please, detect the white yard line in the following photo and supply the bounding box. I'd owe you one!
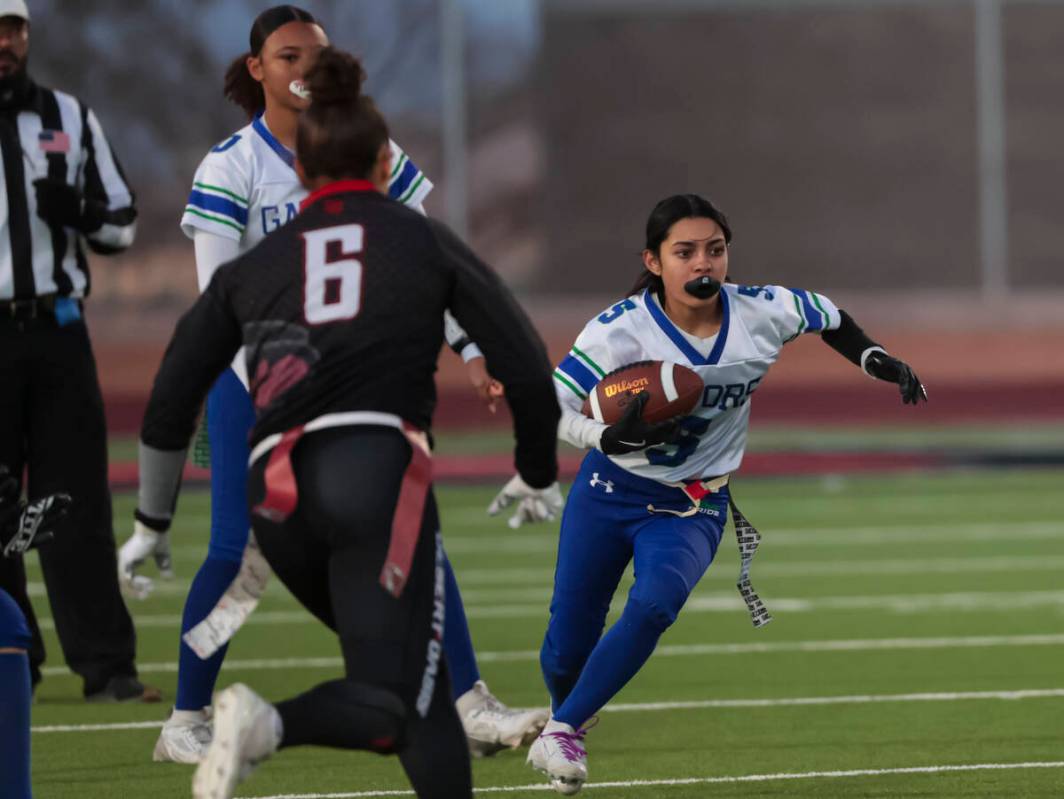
[29,587,1064,628]
[33,721,164,733]
[30,689,1064,733]
[448,554,1064,585]
[242,761,1064,798]
[439,521,1064,553]
[603,688,1064,713]
[460,589,1064,618]
[38,632,1064,677]
[35,610,312,631]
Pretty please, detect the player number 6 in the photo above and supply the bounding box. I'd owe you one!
[302,223,364,324]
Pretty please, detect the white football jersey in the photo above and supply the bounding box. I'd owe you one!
[180,113,433,251]
[554,284,842,484]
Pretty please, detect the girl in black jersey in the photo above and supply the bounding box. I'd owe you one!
[138,48,561,799]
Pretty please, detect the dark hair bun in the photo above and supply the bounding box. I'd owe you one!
[305,47,366,106]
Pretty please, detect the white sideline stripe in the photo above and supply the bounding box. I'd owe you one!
[28,553,1064,599]
[244,762,1064,798]
[30,689,1064,734]
[38,633,1064,677]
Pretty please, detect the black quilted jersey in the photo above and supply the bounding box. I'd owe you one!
[142,181,559,487]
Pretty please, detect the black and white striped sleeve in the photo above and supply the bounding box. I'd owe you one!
[79,105,136,254]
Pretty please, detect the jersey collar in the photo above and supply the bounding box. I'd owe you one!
[300,180,379,212]
[252,113,295,169]
[643,287,730,366]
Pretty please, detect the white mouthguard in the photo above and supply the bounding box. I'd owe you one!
[289,80,310,100]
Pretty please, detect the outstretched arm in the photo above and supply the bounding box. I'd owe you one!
[821,310,928,404]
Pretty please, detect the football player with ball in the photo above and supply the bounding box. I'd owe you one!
[511,193,926,794]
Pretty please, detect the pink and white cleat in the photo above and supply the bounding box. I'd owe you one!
[527,719,590,795]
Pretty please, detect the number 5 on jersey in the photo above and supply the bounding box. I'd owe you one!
[302,224,364,324]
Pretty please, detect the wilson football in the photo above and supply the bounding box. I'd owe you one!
[581,360,703,425]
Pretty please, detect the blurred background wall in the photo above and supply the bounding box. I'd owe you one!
[24,0,1061,424]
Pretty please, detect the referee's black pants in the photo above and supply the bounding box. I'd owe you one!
[0,316,138,695]
[249,425,472,799]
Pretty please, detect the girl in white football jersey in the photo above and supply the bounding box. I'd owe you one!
[525,194,926,794]
[120,5,540,765]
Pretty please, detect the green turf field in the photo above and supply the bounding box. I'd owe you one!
[23,468,1064,798]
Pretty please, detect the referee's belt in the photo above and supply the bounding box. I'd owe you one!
[0,294,80,322]
[250,411,432,600]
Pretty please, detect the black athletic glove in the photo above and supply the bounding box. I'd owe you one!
[0,466,72,558]
[33,178,106,234]
[600,391,683,455]
[864,351,928,405]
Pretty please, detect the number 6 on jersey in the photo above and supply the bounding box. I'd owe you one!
[302,224,364,324]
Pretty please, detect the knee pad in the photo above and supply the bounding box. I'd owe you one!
[335,680,408,753]
[623,592,680,633]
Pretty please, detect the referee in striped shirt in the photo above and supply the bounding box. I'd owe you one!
[0,0,159,702]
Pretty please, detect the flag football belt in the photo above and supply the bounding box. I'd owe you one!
[183,411,432,661]
[647,474,773,629]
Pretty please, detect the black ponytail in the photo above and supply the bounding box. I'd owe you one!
[223,53,263,117]
[223,5,319,118]
[628,194,733,297]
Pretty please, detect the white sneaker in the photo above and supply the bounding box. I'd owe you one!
[527,719,589,795]
[456,680,549,758]
[192,684,281,799]
[153,707,213,764]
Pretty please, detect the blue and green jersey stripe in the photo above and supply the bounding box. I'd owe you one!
[553,369,587,400]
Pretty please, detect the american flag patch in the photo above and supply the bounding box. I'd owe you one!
[38,130,70,153]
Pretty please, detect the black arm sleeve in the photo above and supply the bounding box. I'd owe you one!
[140,272,243,451]
[820,309,883,367]
[429,220,559,488]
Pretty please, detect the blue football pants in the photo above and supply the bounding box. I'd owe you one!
[1,588,33,799]
[540,450,726,728]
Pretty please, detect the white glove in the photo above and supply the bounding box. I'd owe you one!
[488,475,564,529]
[117,520,173,600]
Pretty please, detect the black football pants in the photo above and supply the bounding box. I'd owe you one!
[0,316,138,695]
[249,425,472,799]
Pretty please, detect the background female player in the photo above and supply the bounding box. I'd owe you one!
[117,6,545,764]
[136,47,561,799]
[522,194,927,794]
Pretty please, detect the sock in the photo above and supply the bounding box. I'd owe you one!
[169,708,207,725]
[544,718,575,734]
[0,653,32,799]
[276,679,406,753]
[175,556,241,711]
[552,598,664,729]
[396,661,473,799]
[441,554,480,699]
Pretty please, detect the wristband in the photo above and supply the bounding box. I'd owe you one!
[860,346,888,378]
